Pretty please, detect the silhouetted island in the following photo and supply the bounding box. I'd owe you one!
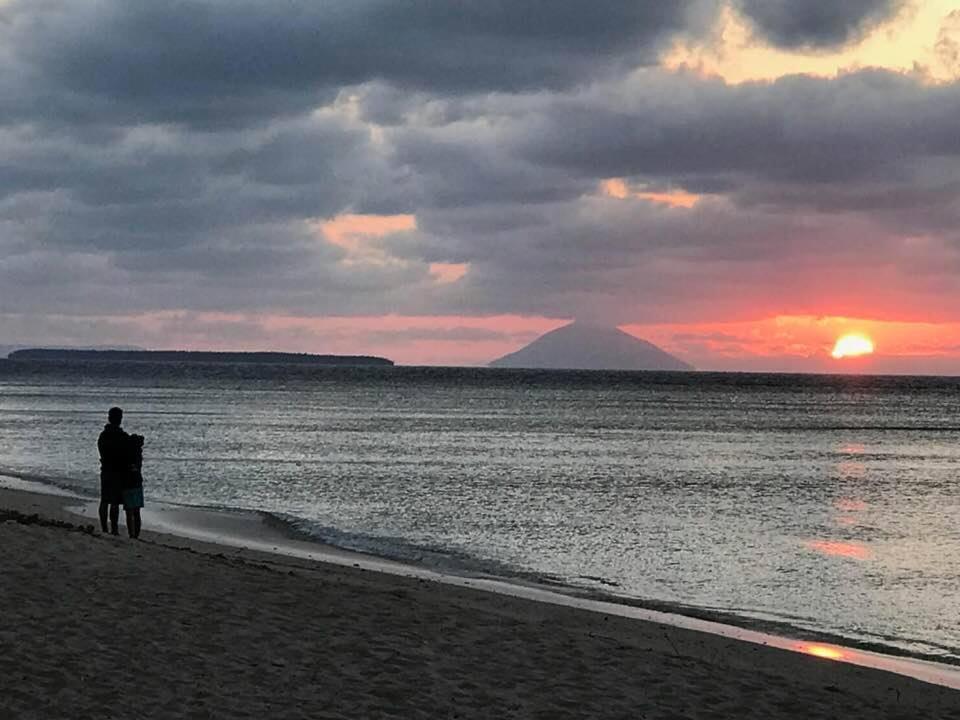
[0,344,143,359]
[489,322,693,371]
[9,349,394,366]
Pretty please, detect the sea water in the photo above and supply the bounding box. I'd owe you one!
[0,359,958,663]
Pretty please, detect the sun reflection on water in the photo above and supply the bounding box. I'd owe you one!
[802,644,845,661]
[834,498,866,513]
[804,540,871,560]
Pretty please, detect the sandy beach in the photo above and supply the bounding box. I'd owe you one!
[1,487,958,719]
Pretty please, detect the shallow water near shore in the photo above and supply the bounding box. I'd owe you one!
[1,359,959,664]
[11,486,954,692]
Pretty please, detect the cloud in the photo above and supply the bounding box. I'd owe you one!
[0,0,711,130]
[514,69,960,191]
[5,62,960,327]
[935,10,960,79]
[733,0,907,49]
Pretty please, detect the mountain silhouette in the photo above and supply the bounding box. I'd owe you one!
[489,322,693,371]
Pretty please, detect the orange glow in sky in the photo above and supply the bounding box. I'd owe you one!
[429,262,469,284]
[100,311,960,369]
[72,308,960,370]
[310,213,417,267]
[601,179,700,208]
[831,334,875,359]
[316,213,416,249]
[623,315,960,375]
[662,1,960,84]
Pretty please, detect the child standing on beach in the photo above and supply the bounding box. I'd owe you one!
[123,434,145,539]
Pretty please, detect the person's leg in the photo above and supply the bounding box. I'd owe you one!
[98,500,109,533]
[125,509,135,538]
[133,509,142,539]
[109,503,120,535]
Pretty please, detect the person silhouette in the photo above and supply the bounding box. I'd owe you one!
[123,434,145,539]
[97,407,128,535]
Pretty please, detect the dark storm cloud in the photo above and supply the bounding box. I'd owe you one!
[0,114,408,264]
[0,115,381,209]
[734,0,906,49]
[10,64,959,323]
[390,128,593,210]
[0,0,709,129]
[515,69,960,189]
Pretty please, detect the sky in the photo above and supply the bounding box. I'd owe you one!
[2,0,960,372]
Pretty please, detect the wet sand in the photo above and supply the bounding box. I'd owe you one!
[1,486,959,719]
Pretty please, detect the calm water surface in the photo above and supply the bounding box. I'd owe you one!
[1,360,958,662]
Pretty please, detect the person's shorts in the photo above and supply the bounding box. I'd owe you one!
[122,487,144,510]
[100,472,124,505]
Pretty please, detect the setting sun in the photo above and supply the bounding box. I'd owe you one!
[831,334,875,360]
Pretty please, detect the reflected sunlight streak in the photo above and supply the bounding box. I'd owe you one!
[804,540,871,560]
[803,645,846,661]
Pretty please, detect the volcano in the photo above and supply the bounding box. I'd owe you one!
[489,322,693,371]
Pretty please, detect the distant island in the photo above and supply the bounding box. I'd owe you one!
[9,349,394,367]
[489,322,693,371]
[0,344,143,359]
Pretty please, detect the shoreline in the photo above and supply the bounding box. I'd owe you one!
[0,473,945,665]
[2,487,960,718]
[3,476,960,695]
[3,471,959,670]
[0,490,960,720]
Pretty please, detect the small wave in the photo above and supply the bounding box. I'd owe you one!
[578,575,622,588]
[776,425,960,432]
[255,510,569,585]
[0,469,96,499]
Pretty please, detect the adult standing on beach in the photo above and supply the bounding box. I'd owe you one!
[97,406,128,535]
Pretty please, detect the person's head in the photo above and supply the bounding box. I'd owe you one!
[108,407,123,425]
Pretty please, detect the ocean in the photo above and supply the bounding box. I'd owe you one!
[1,359,958,664]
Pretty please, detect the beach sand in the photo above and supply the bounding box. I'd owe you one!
[1,487,958,719]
